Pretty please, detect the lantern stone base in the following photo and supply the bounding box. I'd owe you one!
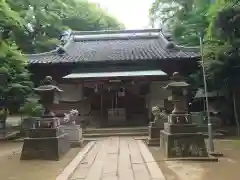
[60,125,83,147]
[146,122,163,146]
[163,123,198,134]
[160,123,208,159]
[20,128,70,161]
[146,138,160,146]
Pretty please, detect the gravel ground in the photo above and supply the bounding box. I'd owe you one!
[149,139,240,180]
[0,141,82,180]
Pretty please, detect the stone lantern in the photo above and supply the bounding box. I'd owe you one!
[33,76,63,128]
[164,72,191,124]
[21,76,70,161]
[160,72,208,159]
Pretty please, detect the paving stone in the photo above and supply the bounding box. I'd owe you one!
[57,141,95,180]
[132,164,151,180]
[79,141,101,168]
[70,142,101,179]
[70,167,89,180]
[118,169,134,180]
[102,153,118,175]
[102,137,119,175]
[67,137,165,180]
[106,136,119,154]
[101,173,118,180]
[118,138,132,171]
[85,140,108,180]
[137,140,166,180]
[128,138,144,164]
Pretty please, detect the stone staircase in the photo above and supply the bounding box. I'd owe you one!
[83,126,148,138]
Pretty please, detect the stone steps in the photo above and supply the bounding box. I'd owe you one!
[83,127,148,138]
[84,126,147,133]
[83,132,148,138]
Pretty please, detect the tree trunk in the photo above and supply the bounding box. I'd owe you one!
[232,90,240,136]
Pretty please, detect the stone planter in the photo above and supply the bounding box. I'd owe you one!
[60,124,83,147]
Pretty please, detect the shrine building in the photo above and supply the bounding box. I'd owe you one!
[26,29,199,127]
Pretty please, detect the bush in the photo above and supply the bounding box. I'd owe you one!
[0,108,9,121]
[19,101,44,117]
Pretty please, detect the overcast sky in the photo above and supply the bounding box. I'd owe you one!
[89,0,154,29]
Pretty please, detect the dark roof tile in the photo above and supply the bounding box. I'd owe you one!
[27,29,200,64]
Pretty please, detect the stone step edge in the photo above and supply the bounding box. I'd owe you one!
[56,141,96,180]
[85,127,148,131]
[83,131,148,135]
[84,129,148,134]
[84,128,148,133]
[83,132,148,137]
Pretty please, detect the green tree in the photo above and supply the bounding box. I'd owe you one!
[6,0,123,53]
[0,0,33,113]
[150,0,210,46]
[150,0,240,132]
[149,0,210,89]
[0,0,123,113]
[204,0,240,134]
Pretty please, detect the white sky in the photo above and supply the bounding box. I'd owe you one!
[89,0,154,29]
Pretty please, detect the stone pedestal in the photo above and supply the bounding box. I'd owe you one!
[147,121,163,146]
[21,127,70,161]
[60,125,83,147]
[160,121,208,159]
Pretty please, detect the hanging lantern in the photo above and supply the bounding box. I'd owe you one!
[118,87,125,97]
[94,84,98,92]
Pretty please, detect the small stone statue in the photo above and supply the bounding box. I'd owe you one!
[147,106,168,146]
[151,106,168,128]
[152,106,161,123]
[152,106,167,122]
[63,109,79,125]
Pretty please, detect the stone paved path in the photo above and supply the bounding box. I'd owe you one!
[69,137,165,180]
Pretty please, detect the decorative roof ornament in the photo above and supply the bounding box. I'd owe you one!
[56,46,66,55]
[59,29,72,45]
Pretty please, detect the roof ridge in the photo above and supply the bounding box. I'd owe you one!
[72,33,161,42]
[159,31,199,52]
[176,45,199,52]
[71,28,162,36]
[25,50,59,57]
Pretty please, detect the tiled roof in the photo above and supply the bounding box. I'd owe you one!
[27,29,200,64]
